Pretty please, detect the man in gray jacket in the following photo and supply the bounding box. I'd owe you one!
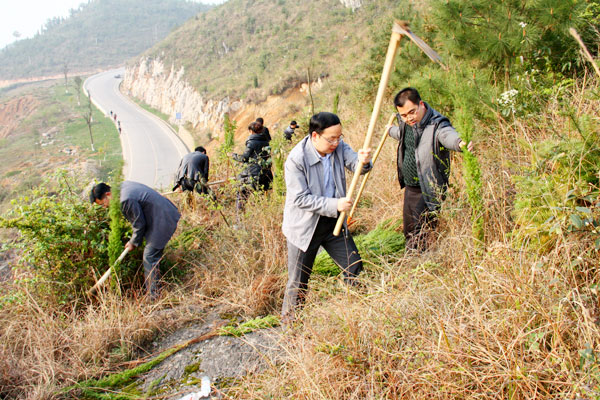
[90,181,181,299]
[281,112,371,322]
[173,146,210,195]
[389,87,473,250]
[283,120,298,141]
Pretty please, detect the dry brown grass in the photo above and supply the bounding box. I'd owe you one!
[1,80,598,398]
[219,84,600,398]
[0,288,198,399]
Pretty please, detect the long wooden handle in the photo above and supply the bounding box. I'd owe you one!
[88,248,130,295]
[348,114,397,220]
[569,28,600,78]
[333,26,403,236]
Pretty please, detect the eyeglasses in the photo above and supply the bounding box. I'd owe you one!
[319,134,344,145]
[399,103,420,120]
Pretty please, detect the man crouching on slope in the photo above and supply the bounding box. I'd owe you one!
[90,181,181,299]
[281,112,372,323]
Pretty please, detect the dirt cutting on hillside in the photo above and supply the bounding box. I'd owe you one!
[0,95,38,139]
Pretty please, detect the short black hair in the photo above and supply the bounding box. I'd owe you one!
[195,146,207,153]
[290,120,297,126]
[255,117,264,125]
[393,87,421,108]
[89,182,111,204]
[308,112,341,135]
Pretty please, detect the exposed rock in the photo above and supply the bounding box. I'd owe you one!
[122,58,237,139]
[139,310,284,399]
[339,0,362,11]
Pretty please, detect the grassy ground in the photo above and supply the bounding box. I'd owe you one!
[2,76,598,399]
[0,81,122,210]
[1,1,599,397]
[130,97,174,126]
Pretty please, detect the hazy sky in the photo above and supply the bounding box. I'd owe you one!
[0,0,226,50]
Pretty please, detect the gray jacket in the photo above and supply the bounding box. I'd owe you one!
[120,181,181,249]
[175,151,210,183]
[284,126,295,140]
[282,136,371,251]
[388,102,463,211]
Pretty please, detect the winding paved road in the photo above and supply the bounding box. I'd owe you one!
[84,68,188,190]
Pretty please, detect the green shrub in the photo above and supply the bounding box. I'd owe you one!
[218,113,236,161]
[452,93,485,246]
[512,110,600,251]
[269,134,287,197]
[107,177,141,292]
[0,174,109,304]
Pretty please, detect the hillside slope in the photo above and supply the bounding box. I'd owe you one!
[139,0,401,102]
[0,0,212,80]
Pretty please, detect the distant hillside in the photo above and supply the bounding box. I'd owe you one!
[141,0,402,102]
[0,0,212,80]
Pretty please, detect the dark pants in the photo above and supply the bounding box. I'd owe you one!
[235,169,272,212]
[403,185,437,251]
[282,216,362,320]
[143,245,163,299]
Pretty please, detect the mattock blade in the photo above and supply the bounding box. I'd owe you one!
[393,20,447,70]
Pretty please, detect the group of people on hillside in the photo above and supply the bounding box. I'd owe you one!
[90,87,473,322]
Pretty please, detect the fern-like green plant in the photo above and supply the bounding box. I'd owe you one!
[453,100,485,246]
[314,219,405,276]
[107,178,127,292]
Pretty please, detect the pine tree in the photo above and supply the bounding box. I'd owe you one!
[432,0,590,77]
[107,177,128,292]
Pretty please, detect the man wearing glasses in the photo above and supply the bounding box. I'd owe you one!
[281,112,372,323]
[389,87,473,251]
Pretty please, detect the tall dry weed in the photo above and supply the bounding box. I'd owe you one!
[0,288,194,399]
[222,82,600,398]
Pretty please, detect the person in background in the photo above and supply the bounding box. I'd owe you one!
[233,121,272,211]
[284,120,299,141]
[255,117,271,142]
[90,181,180,299]
[281,112,372,323]
[388,87,473,251]
[173,146,211,196]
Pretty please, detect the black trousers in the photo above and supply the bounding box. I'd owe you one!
[282,216,362,319]
[403,185,437,250]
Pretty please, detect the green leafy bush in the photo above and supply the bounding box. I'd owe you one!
[512,111,600,251]
[107,177,141,292]
[453,95,484,245]
[0,174,109,304]
[218,113,236,161]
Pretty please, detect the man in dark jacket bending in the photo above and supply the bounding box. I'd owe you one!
[90,181,181,298]
[173,146,211,195]
[389,87,473,250]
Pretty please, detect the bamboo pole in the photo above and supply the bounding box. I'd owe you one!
[347,113,397,221]
[333,22,404,236]
[569,28,600,78]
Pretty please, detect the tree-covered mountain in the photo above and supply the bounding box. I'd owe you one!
[0,0,212,80]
